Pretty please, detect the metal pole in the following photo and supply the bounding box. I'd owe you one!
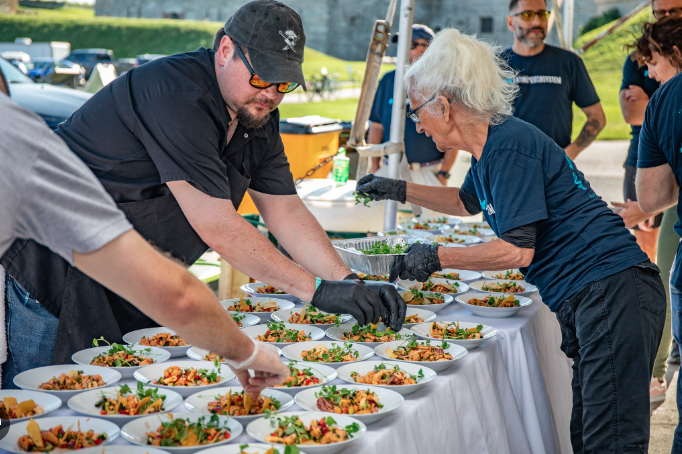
[383,0,415,231]
[563,0,574,48]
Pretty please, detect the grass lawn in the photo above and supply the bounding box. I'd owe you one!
[279,97,361,120]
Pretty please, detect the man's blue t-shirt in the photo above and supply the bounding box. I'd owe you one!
[499,45,600,148]
[462,116,647,310]
[369,70,443,164]
[620,54,660,167]
[637,72,682,288]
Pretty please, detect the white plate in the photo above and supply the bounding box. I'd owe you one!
[481,269,526,280]
[399,278,469,296]
[269,362,337,395]
[134,361,236,398]
[468,279,537,295]
[426,233,481,244]
[459,221,491,230]
[324,325,412,349]
[186,346,282,362]
[240,323,325,346]
[121,412,242,454]
[373,339,468,372]
[398,221,452,234]
[223,296,296,323]
[456,226,495,236]
[184,386,294,422]
[67,383,183,425]
[122,327,191,358]
[281,341,375,368]
[240,283,301,303]
[14,365,121,403]
[400,229,435,238]
[411,216,462,226]
[295,384,404,425]
[410,321,497,349]
[271,308,353,327]
[399,290,454,313]
[0,416,119,453]
[336,360,436,396]
[228,312,261,328]
[456,292,533,318]
[0,390,61,421]
[432,269,482,281]
[72,345,171,379]
[398,307,437,327]
[201,444,309,454]
[480,235,497,242]
[79,447,170,454]
[246,411,366,454]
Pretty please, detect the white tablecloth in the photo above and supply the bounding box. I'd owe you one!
[2,291,573,454]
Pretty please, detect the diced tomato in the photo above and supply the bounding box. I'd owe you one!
[100,410,106,415]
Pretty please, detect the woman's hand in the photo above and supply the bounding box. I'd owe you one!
[611,198,654,229]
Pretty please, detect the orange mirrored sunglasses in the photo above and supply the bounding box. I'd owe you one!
[235,45,300,94]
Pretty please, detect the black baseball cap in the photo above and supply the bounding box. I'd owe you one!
[391,24,435,43]
[224,0,307,89]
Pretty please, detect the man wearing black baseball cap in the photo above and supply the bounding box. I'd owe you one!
[1,0,406,384]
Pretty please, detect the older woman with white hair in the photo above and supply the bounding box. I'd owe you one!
[356,28,665,453]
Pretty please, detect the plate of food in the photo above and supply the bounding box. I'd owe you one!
[121,412,242,453]
[400,278,469,295]
[325,324,411,349]
[72,341,171,380]
[456,293,533,318]
[411,321,497,349]
[78,447,171,454]
[222,296,296,323]
[426,233,481,245]
[0,416,119,453]
[67,381,183,423]
[430,269,482,281]
[411,216,462,227]
[468,279,537,295]
[398,221,452,234]
[14,365,121,403]
[373,338,467,372]
[399,289,454,313]
[228,311,261,328]
[240,283,301,303]
[455,226,495,236]
[395,308,437,327]
[356,272,390,282]
[295,384,404,425]
[336,361,436,396]
[185,346,282,363]
[122,327,191,358]
[184,386,294,422]
[202,444,309,454]
[482,269,526,280]
[0,390,61,422]
[246,411,366,454]
[240,322,325,346]
[281,341,374,368]
[459,221,491,230]
[268,361,337,396]
[134,360,236,398]
[271,305,353,327]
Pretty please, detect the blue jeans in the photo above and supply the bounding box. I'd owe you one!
[672,283,682,453]
[2,274,59,389]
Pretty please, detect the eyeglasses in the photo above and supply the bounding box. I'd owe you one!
[411,41,429,50]
[512,10,551,21]
[234,44,300,94]
[653,7,682,19]
[406,95,436,123]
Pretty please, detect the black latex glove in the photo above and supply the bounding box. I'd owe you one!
[356,174,407,203]
[361,281,407,332]
[389,243,442,282]
[311,280,382,327]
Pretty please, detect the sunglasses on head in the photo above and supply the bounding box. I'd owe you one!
[234,44,300,94]
[512,10,551,21]
[653,7,682,19]
[411,41,429,50]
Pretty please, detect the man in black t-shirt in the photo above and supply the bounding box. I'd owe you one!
[500,0,605,159]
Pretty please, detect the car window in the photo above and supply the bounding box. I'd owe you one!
[0,58,33,83]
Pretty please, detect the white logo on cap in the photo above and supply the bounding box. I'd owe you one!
[279,30,299,53]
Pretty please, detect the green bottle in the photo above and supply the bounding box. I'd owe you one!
[332,147,350,185]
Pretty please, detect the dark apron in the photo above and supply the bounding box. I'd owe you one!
[1,149,252,364]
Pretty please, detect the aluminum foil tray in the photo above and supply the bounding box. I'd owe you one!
[332,235,423,275]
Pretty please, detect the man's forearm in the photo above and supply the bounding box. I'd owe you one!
[636,165,679,214]
[438,239,534,270]
[406,182,470,216]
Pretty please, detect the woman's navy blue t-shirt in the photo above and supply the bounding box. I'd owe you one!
[462,116,647,310]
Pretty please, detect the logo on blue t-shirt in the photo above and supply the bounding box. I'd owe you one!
[564,154,596,198]
[479,199,495,215]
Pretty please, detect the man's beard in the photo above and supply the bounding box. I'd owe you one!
[516,26,546,48]
[237,98,275,129]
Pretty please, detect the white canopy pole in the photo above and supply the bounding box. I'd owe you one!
[384,0,415,231]
[562,0,574,48]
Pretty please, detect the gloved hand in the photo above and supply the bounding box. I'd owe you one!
[389,243,442,282]
[311,279,382,326]
[356,174,407,203]
[361,281,407,332]
[225,336,290,398]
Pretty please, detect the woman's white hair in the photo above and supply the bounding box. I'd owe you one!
[405,28,519,125]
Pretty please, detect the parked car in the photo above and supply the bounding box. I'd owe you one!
[65,48,115,79]
[136,54,165,65]
[0,57,91,129]
[115,57,139,75]
[28,58,86,88]
[1,50,31,74]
